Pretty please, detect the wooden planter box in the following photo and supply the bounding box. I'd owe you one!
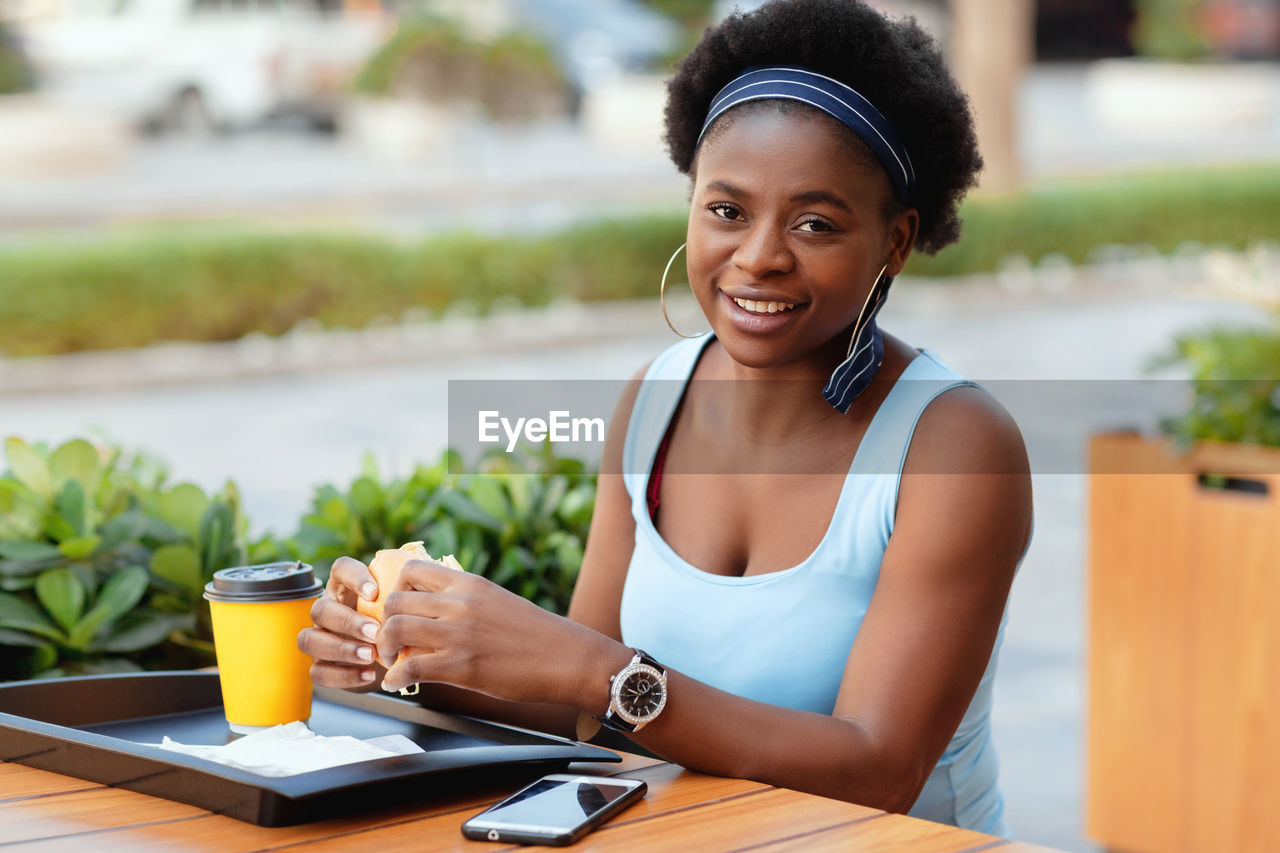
[1087,433,1280,853]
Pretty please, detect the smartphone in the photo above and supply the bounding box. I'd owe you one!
[460,773,647,846]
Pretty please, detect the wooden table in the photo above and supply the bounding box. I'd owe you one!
[2,750,1064,852]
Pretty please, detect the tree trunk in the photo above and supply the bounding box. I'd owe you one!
[949,0,1033,194]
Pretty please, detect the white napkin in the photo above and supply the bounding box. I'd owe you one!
[152,721,424,777]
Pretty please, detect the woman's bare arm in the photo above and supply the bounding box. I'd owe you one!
[316,366,648,738]
[377,385,1030,812]
[599,386,1032,811]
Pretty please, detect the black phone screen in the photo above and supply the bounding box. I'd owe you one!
[469,778,636,834]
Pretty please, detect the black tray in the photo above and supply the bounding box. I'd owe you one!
[0,671,619,826]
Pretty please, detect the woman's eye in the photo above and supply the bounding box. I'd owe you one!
[709,203,742,221]
[797,218,834,233]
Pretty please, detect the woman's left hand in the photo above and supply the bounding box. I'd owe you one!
[375,559,624,708]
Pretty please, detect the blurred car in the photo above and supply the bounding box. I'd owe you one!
[16,0,390,134]
[509,0,678,100]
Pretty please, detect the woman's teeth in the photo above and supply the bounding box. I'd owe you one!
[732,296,796,314]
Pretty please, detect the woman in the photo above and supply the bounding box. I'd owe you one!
[298,0,1032,836]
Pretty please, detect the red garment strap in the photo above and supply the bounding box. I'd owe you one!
[646,427,673,523]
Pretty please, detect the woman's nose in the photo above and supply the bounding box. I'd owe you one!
[731,222,793,278]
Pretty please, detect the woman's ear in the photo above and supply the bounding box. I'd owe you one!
[885,207,920,276]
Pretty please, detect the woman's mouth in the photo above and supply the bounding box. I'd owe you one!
[731,296,797,315]
[721,290,806,334]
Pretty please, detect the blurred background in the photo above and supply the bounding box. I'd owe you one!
[2,1,1279,851]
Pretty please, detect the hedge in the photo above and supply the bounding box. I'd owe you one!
[2,165,1277,357]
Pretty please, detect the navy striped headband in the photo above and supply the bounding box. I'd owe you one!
[697,65,916,204]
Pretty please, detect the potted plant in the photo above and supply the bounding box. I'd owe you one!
[1086,306,1280,851]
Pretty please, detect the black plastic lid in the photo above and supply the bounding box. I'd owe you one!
[202,561,324,603]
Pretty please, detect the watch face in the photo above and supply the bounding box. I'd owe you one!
[614,663,667,725]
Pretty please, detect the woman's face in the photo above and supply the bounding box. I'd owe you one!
[686,106,915,372]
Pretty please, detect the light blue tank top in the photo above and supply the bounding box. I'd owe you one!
[619,333,1017,838]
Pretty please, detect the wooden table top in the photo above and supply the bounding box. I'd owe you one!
[1,750,1064,852]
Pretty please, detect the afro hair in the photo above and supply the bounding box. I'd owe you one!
[663,0,982,255]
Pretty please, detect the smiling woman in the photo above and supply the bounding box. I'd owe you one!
[298,0,1032,841]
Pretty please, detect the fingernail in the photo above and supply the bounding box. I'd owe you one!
[361,622,378,640]
[380,680,394,692]
[361,582,377,600]
[360,669,374,682]
[356,646,373,662]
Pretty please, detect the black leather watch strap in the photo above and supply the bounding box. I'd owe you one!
[636,650,663,672]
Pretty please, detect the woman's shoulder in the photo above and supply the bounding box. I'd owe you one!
[906,378,1029,478]
[879,334,1027,476]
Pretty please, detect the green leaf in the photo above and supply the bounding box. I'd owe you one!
[320,497,349,530]
[506,474,533,518]
[0,590,64,642]
[537,475,569,521]
[55,479,88,537]
[25,644,59,676]
[554,534,584,578]
[0,627,52,647]
[42,510,76,543]
[91,609,190,653]
[290,521,345,554]
[0,541,63,562]
[467,476,511,521]
[0,576,37,591]
[424,522,459,561]
[98,510,181,551]
[150,544,202,596]
[349,477,384,520]
[4,438,54,502]
[556,484,596,527]
[198,501,235,578]
[50,440,101,490]
[35,568,86,633]
[159,483,210,542]
[58,535,101,560]
[68,566,149,649]
[436,490,503,534]
[0,482,45,541]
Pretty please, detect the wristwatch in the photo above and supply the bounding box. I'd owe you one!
[596,649,668,733]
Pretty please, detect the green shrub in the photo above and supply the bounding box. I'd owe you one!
[2,166,1278,358]
[259,445,594,614]
[0,216,685,357]
[907,166,1280,277]
[1149,325,1280,448]
[0,438,248,680]
[1,438,597,681]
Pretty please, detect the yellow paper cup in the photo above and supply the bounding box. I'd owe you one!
[203,562,323,734]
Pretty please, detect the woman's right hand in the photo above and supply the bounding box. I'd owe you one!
[296,555,383,689]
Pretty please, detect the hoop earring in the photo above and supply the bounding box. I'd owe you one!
[843,264,889,358]
[659,242,702,339]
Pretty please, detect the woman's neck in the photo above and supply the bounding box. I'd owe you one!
[696,333,881,446]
